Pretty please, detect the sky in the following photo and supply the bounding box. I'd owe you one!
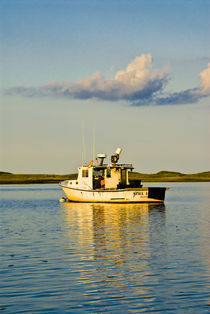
[0,0,210,174]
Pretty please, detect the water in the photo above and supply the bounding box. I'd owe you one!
[0,183,210,313]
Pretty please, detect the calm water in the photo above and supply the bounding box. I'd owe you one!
[0,183,210,313]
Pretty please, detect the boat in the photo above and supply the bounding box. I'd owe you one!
[59,148,168,203]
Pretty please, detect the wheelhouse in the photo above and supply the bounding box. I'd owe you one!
[75,163,140,190]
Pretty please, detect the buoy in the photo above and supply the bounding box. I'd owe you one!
[59,197,66,203]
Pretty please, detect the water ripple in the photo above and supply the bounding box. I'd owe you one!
[0,183,210,313]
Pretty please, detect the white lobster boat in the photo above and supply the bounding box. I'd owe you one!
[59,148,167,203]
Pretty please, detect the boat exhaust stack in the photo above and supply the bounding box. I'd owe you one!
[111,148,122,164]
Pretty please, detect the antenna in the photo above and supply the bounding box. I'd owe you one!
[92,128,95,162]
[81,124,86,166]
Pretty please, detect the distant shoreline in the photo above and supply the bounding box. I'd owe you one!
[0,171,210,184]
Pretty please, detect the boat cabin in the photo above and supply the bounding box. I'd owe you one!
[68,148,142,190]
[76,164,135,190]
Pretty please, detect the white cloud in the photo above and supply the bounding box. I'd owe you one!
[41,53,168,102]
[5,53,210,106]
[115,53,162,87]
[200,62,210,94]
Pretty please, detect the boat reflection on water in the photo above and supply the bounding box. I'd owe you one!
[61,202,167,303]
[61,202,166,264]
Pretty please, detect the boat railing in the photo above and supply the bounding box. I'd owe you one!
[93,163,134,168]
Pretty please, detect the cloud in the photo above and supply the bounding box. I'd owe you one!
[5,53,168,102]
[152,62,210,106]
[41,53,168,102]
[5,54,210,106]
[200,62,210,94]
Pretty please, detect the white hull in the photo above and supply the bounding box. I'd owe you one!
[59,182,165,203]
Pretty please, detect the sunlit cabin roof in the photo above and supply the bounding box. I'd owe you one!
[91,164,134,169]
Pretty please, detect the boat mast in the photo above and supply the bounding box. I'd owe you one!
[92,128,95,163]
[81,124,86,166]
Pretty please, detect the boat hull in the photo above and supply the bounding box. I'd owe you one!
[59,182,166,203]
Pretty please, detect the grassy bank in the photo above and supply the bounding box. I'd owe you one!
[0,171,210,184]
[0,172,77,184]
[129,171,210,182]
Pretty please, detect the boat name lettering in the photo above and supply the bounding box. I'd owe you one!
[133,192,146,196]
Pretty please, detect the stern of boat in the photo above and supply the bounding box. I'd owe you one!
[148,187,166,202]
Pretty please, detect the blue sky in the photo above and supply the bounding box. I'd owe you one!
[0,0,209,173]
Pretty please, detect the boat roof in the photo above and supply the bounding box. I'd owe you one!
[83,164,134,170]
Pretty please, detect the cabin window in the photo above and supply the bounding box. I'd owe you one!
[93,169,104,177]
[106,169,111,178]
[82,170,89,177]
